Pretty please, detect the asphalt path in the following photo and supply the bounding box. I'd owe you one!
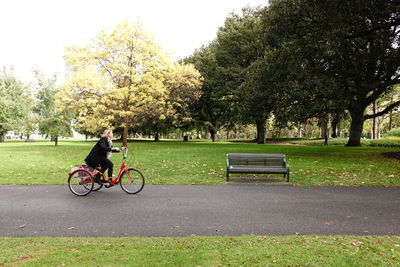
[0,185,399,237]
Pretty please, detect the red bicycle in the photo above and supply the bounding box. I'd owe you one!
[68,148,145,196]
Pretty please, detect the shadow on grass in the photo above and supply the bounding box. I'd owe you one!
[227,174,290,185]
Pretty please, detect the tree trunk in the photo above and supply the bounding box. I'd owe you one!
[154,132,160,142]
[256,119,266,144]
[372,101,377,139]
[377,117,382,139]
[122,124,128,147]
[209,128,217,142]
[0,134,5,142]
[346,107,365,146]
[204,129,209,140]
[55,137,58,146]
[196,130,201,139]
[331,118,339,138]
[320,117,329,145]
[297,125,302,138]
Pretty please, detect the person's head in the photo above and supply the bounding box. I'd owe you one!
[102,129,113,139]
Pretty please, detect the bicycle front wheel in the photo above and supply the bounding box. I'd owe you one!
[68,169,94,196]
[120,168,145,194]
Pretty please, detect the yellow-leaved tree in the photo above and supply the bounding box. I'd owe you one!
[59,19,176,146]
[56,67,108,136]
[139,62,203,140]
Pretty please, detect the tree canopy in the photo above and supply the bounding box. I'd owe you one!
[0,74,30,140]
[265,0,400,146]
[59,19,202,145]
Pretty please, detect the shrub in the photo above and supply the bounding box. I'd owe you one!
[384,127,400,138]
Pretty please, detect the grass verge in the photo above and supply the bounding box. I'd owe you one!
[1,236,399,267]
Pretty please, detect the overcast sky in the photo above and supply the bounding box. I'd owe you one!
[0,0,267,83]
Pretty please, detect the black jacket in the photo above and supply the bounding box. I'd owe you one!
[85,137,112,167]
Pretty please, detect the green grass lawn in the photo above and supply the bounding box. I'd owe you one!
[0,139,399,186]
[1,236,399,266]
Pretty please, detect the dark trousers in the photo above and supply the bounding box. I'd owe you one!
[98,158,113,178]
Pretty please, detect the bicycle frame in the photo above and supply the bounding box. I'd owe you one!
[70,148,130,186]
[68,146,145,196]
[106,148,129,186]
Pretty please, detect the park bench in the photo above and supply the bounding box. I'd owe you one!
[226,153,290,182]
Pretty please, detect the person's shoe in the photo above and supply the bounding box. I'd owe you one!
[104,178,113,188]
[93,173,103,184]
[106,175,116,182]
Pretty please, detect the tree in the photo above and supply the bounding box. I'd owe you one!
[184,44,234,141]
[266,0,400,146]
[56,67,108,136]
[63,19,175,146]
[39,118,72,146]
[16,93,37,140]
[32,69,59,120]
[0,74,29,141]
[140,62,203,141]
[167,63,203,129]
[214,7,271,144]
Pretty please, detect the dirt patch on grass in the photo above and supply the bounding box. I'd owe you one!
[381,152,400,160]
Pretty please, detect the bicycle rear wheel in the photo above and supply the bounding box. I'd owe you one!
[68,170,94,196]
[120,168,145,194]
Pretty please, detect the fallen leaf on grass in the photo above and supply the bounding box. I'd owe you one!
[352,241,363,246]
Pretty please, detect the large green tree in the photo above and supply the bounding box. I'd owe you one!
[186,7,271,143]
[32,69,58,121]
[0,74,30,141]
[266,0,400,146]
[39,118,72,146]
[184,44,234,141]
[32,69,71,141]
[215,7,274,144]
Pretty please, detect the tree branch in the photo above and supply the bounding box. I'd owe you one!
[364,100,400,120]
[365,78,400,104]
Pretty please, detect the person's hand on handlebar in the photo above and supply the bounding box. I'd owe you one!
[121,146,127,150]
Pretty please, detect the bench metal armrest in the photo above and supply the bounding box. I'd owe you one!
[283,158,290,169]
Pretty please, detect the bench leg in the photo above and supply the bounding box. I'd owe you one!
[287,171,290,183]
[226,171,230,182]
